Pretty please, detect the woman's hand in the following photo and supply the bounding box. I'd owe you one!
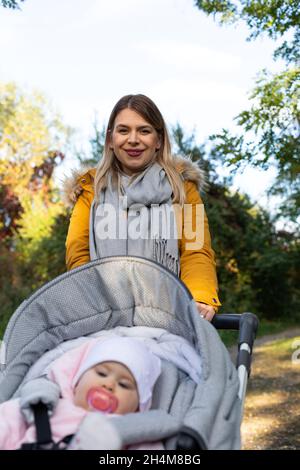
[196,302,216,322]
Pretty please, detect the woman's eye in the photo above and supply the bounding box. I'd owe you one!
[118,129,151,134]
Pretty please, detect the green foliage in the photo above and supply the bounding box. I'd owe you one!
[213,70,299,223]
[171,122,229,186]
[173,124,300,321]
[0,212,69,337]
[194,1,300,225]
[210,68,300,222]
[0,82,69,196]
[16,193,64,262]
[17,212,69,290]
[194,0,300,61]
[195,0,300,36]
[76,116,105,168]
[0,83,71,242]
[220,317,300,347]
[0,83,70,335]
[0,0,24,9]
[0,246,28,335]
[0,184,23,240]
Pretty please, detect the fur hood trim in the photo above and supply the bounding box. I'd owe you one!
[62,156,206,207]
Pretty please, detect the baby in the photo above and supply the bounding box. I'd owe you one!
[74,361,139,415]
[72,336,161,414]
[0,337,162,450]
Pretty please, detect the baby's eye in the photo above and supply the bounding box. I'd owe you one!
[97,371,107,377]
[119,382,130,389]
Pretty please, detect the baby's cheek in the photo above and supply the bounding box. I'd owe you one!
[115,392,136,414]
[73,386,88,409]
[74,387,81,404]
[128,392,139,413]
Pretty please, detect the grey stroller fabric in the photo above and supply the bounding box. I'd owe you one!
[0,257,241,449]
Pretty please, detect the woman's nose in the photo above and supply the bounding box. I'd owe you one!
[127,131,139,144]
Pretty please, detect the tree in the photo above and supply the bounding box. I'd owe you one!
[210,67,300,222]
[194,1,300,224]
[76,115,105,168]
[172,124,300,319]
[0,184,23,242]
[194,0,300,62]
[0,0,25,9]
[0,82,70,244]
[0,82,70,333]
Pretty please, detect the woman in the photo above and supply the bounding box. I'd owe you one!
[64,94,221,321]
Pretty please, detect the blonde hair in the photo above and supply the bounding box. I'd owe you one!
[94,94,185,205]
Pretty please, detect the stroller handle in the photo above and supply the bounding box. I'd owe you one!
[212,312,259,374]
[212,312,259,353]
[213,312,259,401]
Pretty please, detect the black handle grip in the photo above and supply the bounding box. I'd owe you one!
[238,312,259,353]
[212,313,241,330]
[176,426,207,450]
[212,313,259,352]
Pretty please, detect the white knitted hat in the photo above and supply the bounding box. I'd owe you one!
[72,337,161,412]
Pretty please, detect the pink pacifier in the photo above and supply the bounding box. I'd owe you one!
[86,387,118,413]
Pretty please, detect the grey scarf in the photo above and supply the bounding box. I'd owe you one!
[89,163,180,275]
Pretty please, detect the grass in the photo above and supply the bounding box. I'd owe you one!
[219,317,300,347]
[259,335,300,354]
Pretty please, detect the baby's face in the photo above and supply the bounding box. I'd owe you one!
[73,361,139,414]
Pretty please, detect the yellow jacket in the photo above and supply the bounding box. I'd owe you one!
[64,157,221,309]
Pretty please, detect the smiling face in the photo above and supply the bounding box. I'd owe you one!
[109,108,162,175]
[73,361,139,415]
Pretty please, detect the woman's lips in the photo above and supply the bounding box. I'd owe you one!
[125,150,144,157]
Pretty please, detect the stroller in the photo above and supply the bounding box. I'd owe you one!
[0,256,258,450]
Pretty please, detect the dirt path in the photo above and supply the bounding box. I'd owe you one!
[240,328,300,450]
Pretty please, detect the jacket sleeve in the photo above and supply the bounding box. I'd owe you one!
[65,190,93,271]
[179,181,221,309]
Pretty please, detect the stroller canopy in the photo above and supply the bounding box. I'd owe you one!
[0,256,198,400]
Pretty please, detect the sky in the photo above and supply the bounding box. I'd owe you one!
[0,0,283,208]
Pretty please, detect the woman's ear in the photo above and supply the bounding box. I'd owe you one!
[108,131,114,150]
[156,137,162,151]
